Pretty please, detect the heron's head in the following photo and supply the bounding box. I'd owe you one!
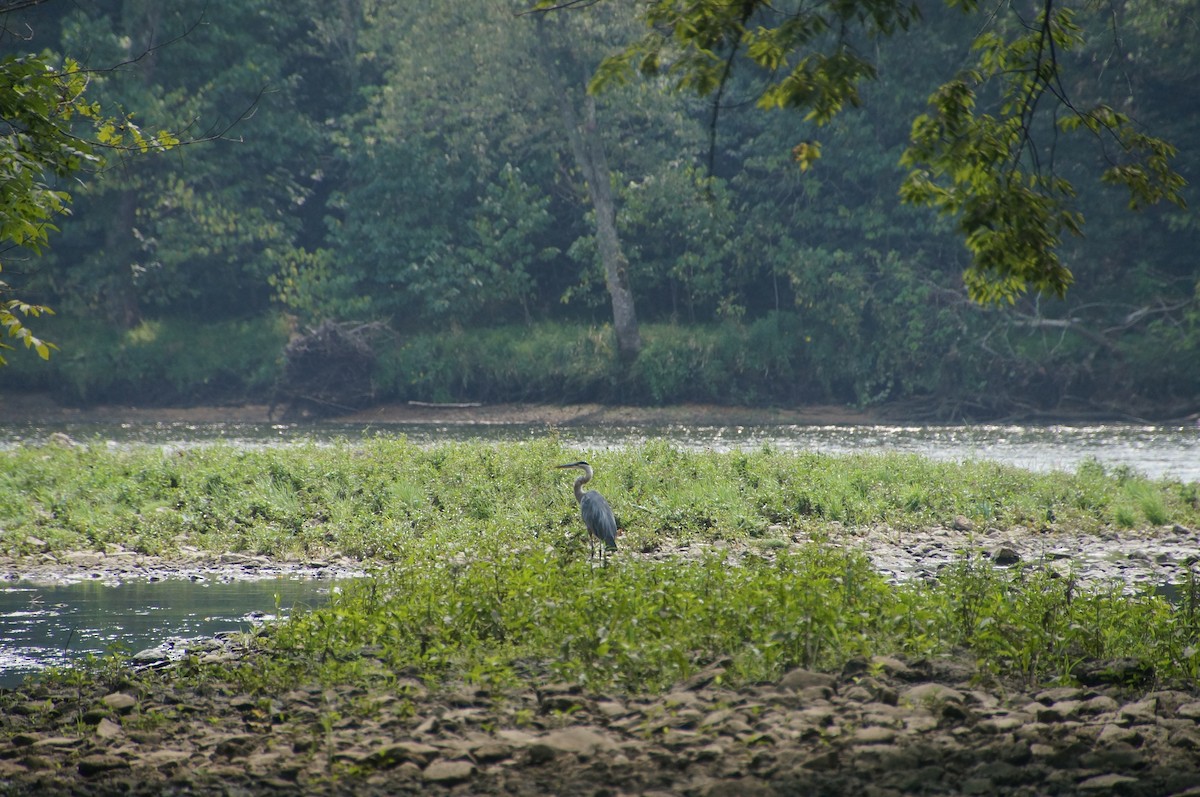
[555,461,590,471]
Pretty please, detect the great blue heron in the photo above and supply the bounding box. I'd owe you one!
[557,461,618,561]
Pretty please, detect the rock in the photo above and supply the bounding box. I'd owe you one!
[779,668,836,691]
[364,741,439,768]
[77,754,130,777]
[1177,702,1200,721]
[1078,695,1120,716]
[1077,773,1139,793]
[1169,730,1200,751]
[101,692,137,714]
[141,750,191,768]
[215,735,260,759]
[852,726,897,745]
[951,516,974,532]
[1120,698,1159,724]
[989,546,1021,565]
[594,700,629,718]
[1036,701,1081,723]
[1080,742,1144,769]
[800,749,840,771]
[901,683,965,707]
[1035,686,1082,703]
[525,744,558,765]
[540,695,590,714]
[870,655,915,680]
[422,759,475,785]
[1096,724,1142,746]
[33,736,83,748]
[539,727,618,755]
[94,718,123,740]
[471,742,513,763]
[702,779,777,797]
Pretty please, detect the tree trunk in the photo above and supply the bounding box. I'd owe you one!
[542,41,641,360]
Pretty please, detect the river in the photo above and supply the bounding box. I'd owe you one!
[2,418,1198,481]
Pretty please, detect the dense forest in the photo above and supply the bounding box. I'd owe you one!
[2,0,1197,419]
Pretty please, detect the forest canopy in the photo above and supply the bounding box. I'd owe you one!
[0,0,1196,417]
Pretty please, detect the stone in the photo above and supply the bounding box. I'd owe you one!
[1035,686,1083,704]
[1169,730,1200,751]
[1079,742,1144,769]
[364,741,439,768]
[870,655,914,679]
[214,735,260,759]
[1077,773,1139,792]
[594,700,629,718]
[779,668,836,692]
[141,750,191,768]
[989,546,1021,565]
[101,693,137,714]
[853,726,897,745]
[1178,702,1200,721]
[540,727,618,755]
[422,759,475,785]
[901,683,965,707]
[525,744,557,765]
[77,754,130,777]
[1078,695,1120,716]
[978,715,1027,734]
[94,718,123,740]
[800,750,840,771]
[1036,701,1081,723]
[471,742,513,763]
[702,779,777,797]
[1120,698,1158,723]
[1096,724,1142,746]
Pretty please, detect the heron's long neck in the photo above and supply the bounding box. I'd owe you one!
[573,466,593,503]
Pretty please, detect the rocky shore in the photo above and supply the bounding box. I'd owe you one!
[2,648,1199,796]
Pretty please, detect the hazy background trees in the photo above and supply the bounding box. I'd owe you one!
[3,0,1197,417]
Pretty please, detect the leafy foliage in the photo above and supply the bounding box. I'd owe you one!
[0,50,174,362]
[1,0,1196,416]
[597,0,1187,304]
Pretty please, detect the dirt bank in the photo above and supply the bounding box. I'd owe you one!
[0,391,887,427]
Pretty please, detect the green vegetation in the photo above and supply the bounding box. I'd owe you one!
[15,313,1200,414]
[5,440,1200,694]
[4,440,1198,560]
[250,546,1195,695]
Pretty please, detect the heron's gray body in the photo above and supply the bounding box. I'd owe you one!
[557,461,618,558]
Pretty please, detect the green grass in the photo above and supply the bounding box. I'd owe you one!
[4,439,1200,695]
[2,439,1197,559]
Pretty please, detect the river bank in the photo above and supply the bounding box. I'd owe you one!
[0,391,886,427]
[4,646,1200,797]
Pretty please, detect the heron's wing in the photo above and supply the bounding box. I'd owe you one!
[580,490,619,549]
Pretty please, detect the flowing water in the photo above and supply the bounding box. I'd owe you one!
[0,575,336,689]
[1,418,1198,480]
[1,418,1197,687]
